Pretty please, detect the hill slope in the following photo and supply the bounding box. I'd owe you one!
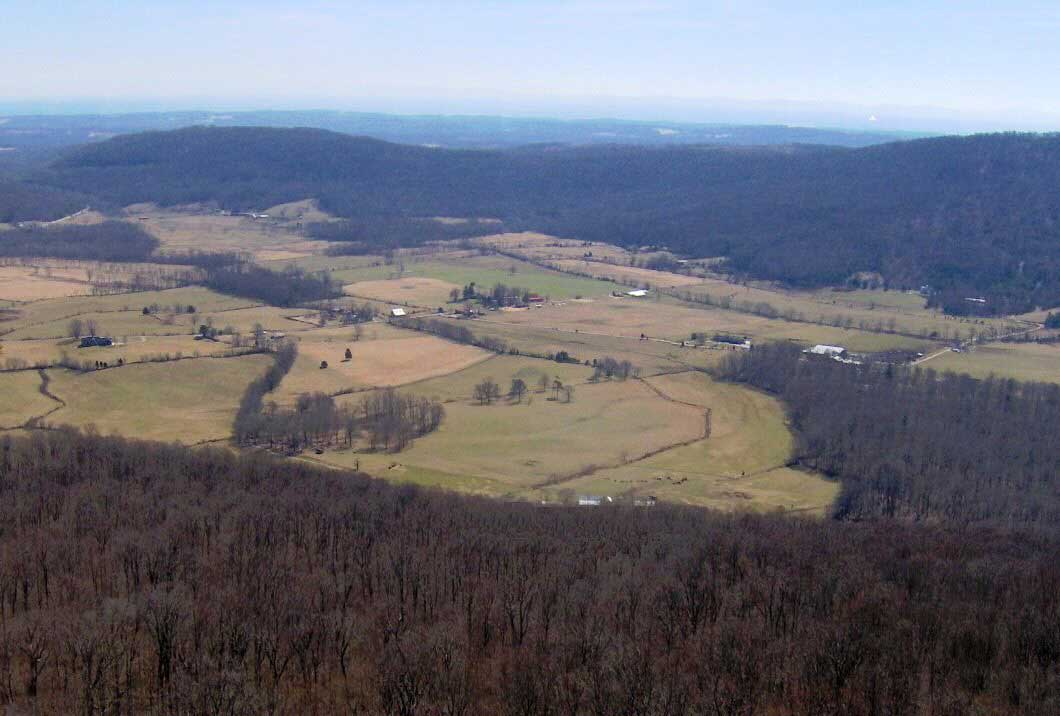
[40,127,1060,314]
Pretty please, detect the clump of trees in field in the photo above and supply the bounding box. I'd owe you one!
[0,428,1056,713]
[396,315,509,353]
[1046,311,1060,328]
[0,221,159,262]
[589,356,637,381]
[203,264,339,307]
[718,342,1060,529]
[232,341,298,444]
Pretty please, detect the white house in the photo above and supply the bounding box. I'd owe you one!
[626,289,649,298]
[390,307,407,317]
[808,344,846,356]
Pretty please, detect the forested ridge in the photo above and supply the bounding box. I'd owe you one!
[717,344,1060,529]
[27,126,1060,313]
[0,429,1057,714]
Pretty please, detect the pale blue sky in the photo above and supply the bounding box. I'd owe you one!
[5,1,1060,130]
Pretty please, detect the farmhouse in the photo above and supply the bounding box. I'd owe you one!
[390,307,407,317]
[79,336,113,348]
[808,344,846,356]
[527,294,545,304]
[626,289,649,297]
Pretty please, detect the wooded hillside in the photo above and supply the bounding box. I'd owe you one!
[0,429,1056,714]
[36,127,1060,313]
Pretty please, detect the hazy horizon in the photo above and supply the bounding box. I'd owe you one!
[7,1,1060,134]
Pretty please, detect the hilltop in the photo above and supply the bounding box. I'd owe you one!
[27,127,1060,313]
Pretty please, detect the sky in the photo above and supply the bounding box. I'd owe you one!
[5,0,1060,131]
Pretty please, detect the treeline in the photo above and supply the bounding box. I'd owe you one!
[0,221,159,262]
[37,126,1060,313]
[203,264,339,307]
[0,429,1056,714]
[717,343,1060,529]
[232,341,298,444]
[241,389,444,453]
[309,217,502,255]
[397,315,510,353]
[0,180,86,223]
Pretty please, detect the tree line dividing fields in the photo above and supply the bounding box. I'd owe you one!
[0,429,1056,714]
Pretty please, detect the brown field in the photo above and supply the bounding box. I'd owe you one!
[927,342,1060,383]
[325,378,706,490]
[343,276,463,307]
[125,204,329,260]
[0,334,241,369]
[480,297,939,353]
[0,370,59,428]
[546,371,840,513]
[42,355,272,443]
[0,266,94,300]
[475,232,633,263]
[550,259,705,288]
[272,326,492,402]
[263,198,335,223]
[0,287,256,338]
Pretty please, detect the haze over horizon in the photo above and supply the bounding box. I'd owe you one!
[6,1,1060,134]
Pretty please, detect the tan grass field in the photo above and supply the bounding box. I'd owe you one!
[343,276,463,307]
[125,204,329,260]
[481,297,939,352]
[0,266,94,301]
[0,287,256,338]
[0,334,240,369]
[927,342,1060,383]
[323,378,705,490]
[550,259,706,288]
[42,355,272,443]
[0,371,59,428]
[548,372,839,513]
[273,327,492,402]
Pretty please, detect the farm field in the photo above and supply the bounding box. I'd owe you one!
[546,371,839,513]
[927,342,1060,383]
[343,276,462,307]
[480,296,940,352]
[0,286,256,338]
[549,258,705,288]
[42,354,272,443]
[0,370,59,428]
[0,265,95,301]
[0,333,241,370]
[336,254,618,301]
[124,203,330,260]
[272,323,492,403]
[323,377,706,492]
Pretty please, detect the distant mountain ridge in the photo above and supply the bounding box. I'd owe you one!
[29,126,1060,314]
[0,109,922,153]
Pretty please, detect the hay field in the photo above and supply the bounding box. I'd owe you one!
[326,378,705,490]
[400,354,594,402]
[0,371,59,428]
[343,277,462,307]
[126,205,328,260]
[43,354,272,443]
[675,278,1014,341]
[272,327,491,402]
[475,232,632,263]
[549,371,839,513]
[0,266,94,301]
[550,259,705,288]
[481,297,938,353]
[928,342,1060,383]
[336,254,617,300]
[0,334,240,369]
[0,287,256,338]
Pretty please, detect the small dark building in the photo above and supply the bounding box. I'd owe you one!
[79,336,113,348]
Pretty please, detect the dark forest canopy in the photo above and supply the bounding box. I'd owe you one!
[31,126,1060,313]
[0,429,1056,714]
[202,264,339,307]
[0,220,159,261]
[717,343,1060,530]
[0,180,87,223]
